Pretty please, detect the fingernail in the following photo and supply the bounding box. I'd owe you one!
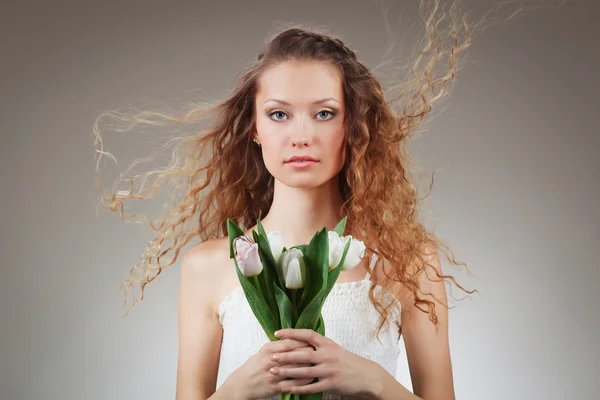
[269,367,279,374]
[271,353,280,361]
[274,330,281,337]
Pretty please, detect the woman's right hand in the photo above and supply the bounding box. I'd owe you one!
[221,338,315,399]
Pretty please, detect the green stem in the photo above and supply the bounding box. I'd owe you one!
[291,290,298,327]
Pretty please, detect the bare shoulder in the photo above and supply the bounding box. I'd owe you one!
[180,237,233,312]
[182,237,229,269]
[403,240,447,310]
[376,241,445,310]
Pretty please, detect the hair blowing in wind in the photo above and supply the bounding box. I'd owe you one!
[92,0,563,335]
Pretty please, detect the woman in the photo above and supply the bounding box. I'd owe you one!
[93,2,488,399]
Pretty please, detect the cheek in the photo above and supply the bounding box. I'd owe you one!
[255,121,282,172]
[262,144,280,172]
[329,126,347,165]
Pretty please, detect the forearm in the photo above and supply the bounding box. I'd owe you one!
[207,383,245,400]
[365,361,423,400]
[207,390,228,400]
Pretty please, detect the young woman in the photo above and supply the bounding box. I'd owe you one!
[92,1,502,399]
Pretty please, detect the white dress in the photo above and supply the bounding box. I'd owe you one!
[216,254,403,400]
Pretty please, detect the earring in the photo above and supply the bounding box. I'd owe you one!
[253,138,261,147]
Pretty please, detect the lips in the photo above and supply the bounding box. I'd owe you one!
[286,156,318,163]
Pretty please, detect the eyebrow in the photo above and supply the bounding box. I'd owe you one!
[264,97,340,106]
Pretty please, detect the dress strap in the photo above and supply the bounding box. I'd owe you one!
[364,253,379,281]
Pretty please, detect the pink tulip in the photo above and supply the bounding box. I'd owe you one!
[234,236,263,277]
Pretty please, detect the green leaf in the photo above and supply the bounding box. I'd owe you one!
[256,219,291,294]
[297,235,325,314]
[226,219,245,259]
[255,220,276,267]
[333,216,347,237]
[232,258,279,341]
[255,222,286,293]
[251,230,279,318]
[274,285,293,329]
[296,228,329,330]
[300,391,323,400]
[315,313,326,337]
[324,237,352,300]
[295,292,323,330]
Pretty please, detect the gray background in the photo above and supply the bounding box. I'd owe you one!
[1,0,598,399]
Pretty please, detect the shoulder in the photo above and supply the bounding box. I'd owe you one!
[410,240,444,302]
[397,239,448,320]
[179,237,232,312]
[377,240,444,310]
[181,236,229,269]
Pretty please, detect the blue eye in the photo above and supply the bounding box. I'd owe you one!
[269,111,287,121]
[316,110,335,120]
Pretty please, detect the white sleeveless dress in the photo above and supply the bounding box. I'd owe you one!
[216,254,403,400]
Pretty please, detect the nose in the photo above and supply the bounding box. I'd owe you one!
[291,114,313,147]
[292,137,309,147]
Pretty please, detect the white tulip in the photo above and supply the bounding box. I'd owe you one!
[234,236,263,277]
[328,231,366,271]
[341,235,366,271]
[267,231,285,263]
[278,248,306,289]
[328,231,344,270]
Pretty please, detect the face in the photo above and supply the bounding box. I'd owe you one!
[253,60,346,189]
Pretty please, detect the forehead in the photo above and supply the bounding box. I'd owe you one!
[256,60,344,103]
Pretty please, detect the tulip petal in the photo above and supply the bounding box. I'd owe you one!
[267,231,285,263]
[235,238,252,259]
[328,231,343,270]
[285,258,304,289]
[244,243,264,277]
[342,236,366,270]
[234,238,252,275]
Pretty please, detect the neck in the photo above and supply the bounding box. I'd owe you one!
[248,177,345,248]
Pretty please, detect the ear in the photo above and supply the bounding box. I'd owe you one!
[251,122,258,140]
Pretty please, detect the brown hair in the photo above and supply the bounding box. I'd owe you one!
[93,0,552,336]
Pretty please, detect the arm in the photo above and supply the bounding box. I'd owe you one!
[390,242,456,400]
[175,241,233,400]
[365,360,422,400]
[365,243,454,400]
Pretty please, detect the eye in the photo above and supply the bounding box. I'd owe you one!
[269,111,288,121]
[316,110,336,120]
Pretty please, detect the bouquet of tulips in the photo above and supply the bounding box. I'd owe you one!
[226,216,366,400]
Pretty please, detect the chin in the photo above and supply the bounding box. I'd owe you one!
[277,174,331,189]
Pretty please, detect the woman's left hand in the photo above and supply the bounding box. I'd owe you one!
[269,328,382,396]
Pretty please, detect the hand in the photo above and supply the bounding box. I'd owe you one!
[222,338,315,400]
[268,329,381,397]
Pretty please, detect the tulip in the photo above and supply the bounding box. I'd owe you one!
[267,231,285,263]
[234,236,263,277]
[328,231,344,270]
[328,231,366,271]
[341,235,366,270]
[277,248,306,289]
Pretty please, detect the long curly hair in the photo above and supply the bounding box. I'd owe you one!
[93,0,552,335]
